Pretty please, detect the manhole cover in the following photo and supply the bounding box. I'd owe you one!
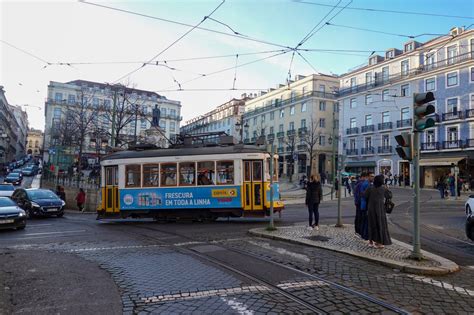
[307,235,331,242]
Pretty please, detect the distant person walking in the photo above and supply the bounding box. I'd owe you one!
[305,174,323,231]
[56,185,66,202]
[449,174,455,197]
[437,177,446,199]
[353,172,367,237]
[75,188,86,212]
[359,172,372,241]
[364,175,392,249]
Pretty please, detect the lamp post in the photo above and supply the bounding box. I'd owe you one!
[235,119,248,143]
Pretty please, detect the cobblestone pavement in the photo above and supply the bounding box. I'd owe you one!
[223,237,474,314]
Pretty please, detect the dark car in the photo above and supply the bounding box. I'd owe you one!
[4,173,22,185]
[466,204,474,241]
[21,166,37,176]
[0,197,27,230]
[12,188,65,218]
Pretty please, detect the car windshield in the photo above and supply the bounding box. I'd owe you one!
[0,185,14,191]
[0,198,16,207]
[27,190,59,200]
[7,173,20,178]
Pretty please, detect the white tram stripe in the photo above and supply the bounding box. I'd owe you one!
[23,230,86,236]
[405,274,474,297]
[247,240,311,263]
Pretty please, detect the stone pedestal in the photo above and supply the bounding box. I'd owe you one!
[143,127,168,148]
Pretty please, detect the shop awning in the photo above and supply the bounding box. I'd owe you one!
[345,161,376,168]
[419,157,465,166]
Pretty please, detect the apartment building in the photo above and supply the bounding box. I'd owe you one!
[180,96,249,143]
[44,80,181,165]
[338,26,474,187]
[243,74,339,179]
[27,128,43,157]
[9,105,29,159]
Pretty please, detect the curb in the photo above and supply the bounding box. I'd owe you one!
[248,227,459,276]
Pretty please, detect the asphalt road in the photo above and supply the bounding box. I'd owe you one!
[0,181,472,314]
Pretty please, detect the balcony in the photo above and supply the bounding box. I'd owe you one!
[346,127,359,135]
[346,149,358,156]
[338,51,474,97]
[442,111,463,121]
[421,142,440,151]
[443,140,463,149]
[297,144,306,151]
[285,146,293,152]
[377,146,392,154]
[277,147,284,154]
[277,132,285,138]
[250,137,256,143]
[267,133,275,141]
[396,119,412,128]
[466,109,474,118]
[361,147,375,155]
[287,129,296,137]
[361,125,375,133]
[298,127,308,135]
[378,122,392,131]
[244,138,250,144]
[465,139,474,148]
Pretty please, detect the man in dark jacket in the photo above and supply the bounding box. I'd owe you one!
[353,172,367,237]
[305,174,323,230]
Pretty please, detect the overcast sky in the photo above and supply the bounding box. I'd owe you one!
[1,0,473,131]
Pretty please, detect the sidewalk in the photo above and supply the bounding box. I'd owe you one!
[249,224,459,275]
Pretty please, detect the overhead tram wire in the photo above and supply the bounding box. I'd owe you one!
[0,39,51,67]
[79,0,293,50]
[292,0,474,20]
[113,0,226,83]
[154,88,275,92]
[325,23,447,39]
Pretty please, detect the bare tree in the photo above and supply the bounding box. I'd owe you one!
[284,133,297,182]
[299,117,323,177]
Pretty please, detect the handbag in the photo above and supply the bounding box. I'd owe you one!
[384,200,395,214]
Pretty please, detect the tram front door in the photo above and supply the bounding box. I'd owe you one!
[243,160,263,211]
[104,166,119,213]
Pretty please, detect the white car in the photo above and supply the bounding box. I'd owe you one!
[465,195,474,215]
[0,184,15,197]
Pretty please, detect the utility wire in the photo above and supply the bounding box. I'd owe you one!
[232,54,239,90]
[205,17,247,36]
[295,50,320,74]
[0,39,51,66]
[292,0,474,20]
[326,22,447,39]
[113,0,226,83]
[155,88,274,92]
[79,0,292,50]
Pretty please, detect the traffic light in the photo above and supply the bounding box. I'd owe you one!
[413,92,436,132]
[395,132,413,161]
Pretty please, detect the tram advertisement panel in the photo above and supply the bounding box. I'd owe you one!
[119,186,241,210]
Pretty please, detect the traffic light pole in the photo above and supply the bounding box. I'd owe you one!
[268,144,275,230]
[411,130,422,260]
[336,154,344,227]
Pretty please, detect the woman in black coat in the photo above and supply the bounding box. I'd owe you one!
[364,175,392,248]
[305,174,323,230]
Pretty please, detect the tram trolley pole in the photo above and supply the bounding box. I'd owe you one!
[268,144,275,230]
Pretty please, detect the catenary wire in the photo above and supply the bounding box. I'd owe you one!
[0,39,51,66]
[113,0,226,83]
[292,0,474,20]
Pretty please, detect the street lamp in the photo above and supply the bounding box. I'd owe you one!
[235,120,249,143]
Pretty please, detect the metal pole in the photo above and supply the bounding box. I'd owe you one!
[411,131,422,260]
[454,166,458,200]
[331,111,336,200]
[110,87,118,147]
[336,154,343,227]
[269,144,275,230]
[134,104,138,144]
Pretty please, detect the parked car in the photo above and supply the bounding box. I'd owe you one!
[11,188,65,218]
[0,184,15,197]
[0,197,26,230]
[4,173,22,186]
[12,169,23,179]
[21,166,37,176]
[466,196,474,241]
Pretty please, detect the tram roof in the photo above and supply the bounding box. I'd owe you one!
[102,145,268,161]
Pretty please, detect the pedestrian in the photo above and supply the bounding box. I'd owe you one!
[305,174,323,231]
[457,177,462,197]
[437,177,446,199]
[364,175,392,249]
[359,172,373,241]
[353,172,367,237]
[393,174,398,186]
[55,185,62,197]
[398,174,403,187]
[75,188,86,212]
[321,172,326,185]
[345,177,351,195]
[449,173,455,197]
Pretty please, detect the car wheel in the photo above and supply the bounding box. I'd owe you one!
[467,205,472,215]
[17,225,25,230]
[467,224,474,241]
[57,212,64,218]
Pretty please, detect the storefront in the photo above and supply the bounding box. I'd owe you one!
[344,161,376,175]
[419,157,467,188]
[377,159,393,176]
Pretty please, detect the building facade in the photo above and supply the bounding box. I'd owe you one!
[180,96,249,142]
[0,86,28,165]
[243,74,339,179]
[44,80,181,166]
[27,128,43,157]
[338,27,474,187]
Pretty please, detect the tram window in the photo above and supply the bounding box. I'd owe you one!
[266,158,278,182]
[244,161,251,181]
[143,164,160,187]
[197,161,215,185]
[216,161,234,185]
[125,165,141,187]
[161,163,177,186]
[252,161,262,181]
[179,162,196,186]
[105,168,113,185]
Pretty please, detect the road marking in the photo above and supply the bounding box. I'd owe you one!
[26,224,53,228]
[247,240,311,263]
[466,266,474,270]
[406,275,474,297]
[23,230,86,236]
[220,297,254,315]
[277,280,329,290]
[68,244,167,252]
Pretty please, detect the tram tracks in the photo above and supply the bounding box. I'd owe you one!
[115,223,409,314]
